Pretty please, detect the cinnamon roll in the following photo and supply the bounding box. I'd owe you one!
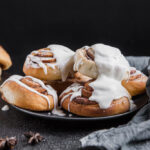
[60,44,135,117]
[74,44,147,96]
[23,45,74,81]
[74,46,98,79]
[0,46,12,78]
[0,75,58,111]
[122,68,148,96]
[59,83,130,117]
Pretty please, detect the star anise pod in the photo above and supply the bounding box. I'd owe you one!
[24,131,44,144]
[0,137,17,150]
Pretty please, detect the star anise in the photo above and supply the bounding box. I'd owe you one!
[24,131,44,144]
[0,137,17,150]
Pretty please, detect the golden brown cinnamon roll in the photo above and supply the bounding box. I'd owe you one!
[0,75,58,111]
[23,45,74,81]
[74,45,148,97]
[122,68,148,97]
[59,83,130,117]
[0,46,12,79]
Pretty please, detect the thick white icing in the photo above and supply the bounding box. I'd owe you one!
[1,75,58,110]
[88,44,131,109]
[47,44,75,81]
[71,44,132,109]
[25,45,75,81]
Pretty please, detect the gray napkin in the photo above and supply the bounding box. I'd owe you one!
[80,56,150,150]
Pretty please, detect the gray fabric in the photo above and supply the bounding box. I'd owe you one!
[126,56,150,72]
[80,56,150,150]
[126,56,150,75]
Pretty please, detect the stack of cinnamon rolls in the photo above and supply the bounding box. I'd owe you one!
[0,44,148,117]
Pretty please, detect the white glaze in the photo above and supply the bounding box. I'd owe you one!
[25,51,55,75]
[1,75,58,110]
[47,44,75,81]
[1,105,9,111]
[25,45,75,81]
[52,106,66,116]
[60,83,83,111]
[88,44,131,108]
[70,44,132,109]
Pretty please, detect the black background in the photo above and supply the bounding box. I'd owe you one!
[0,0,150,58]
[0,1,150,149]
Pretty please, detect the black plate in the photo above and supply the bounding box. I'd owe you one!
[1,73,149,121]
[10,94,148,121]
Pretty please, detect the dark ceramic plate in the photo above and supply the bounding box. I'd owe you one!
[10,94,148,121]
[1,73,149,121]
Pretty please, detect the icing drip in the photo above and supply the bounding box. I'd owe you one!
[25,50,56,75]
[1,105,9,111]
[60,83,83,111]
[1,75,58,110]
[25,45,75,81]
[47,44,75,81]
[88,44,131,109]
[72,44,132,109]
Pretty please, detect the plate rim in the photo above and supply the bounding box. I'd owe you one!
[10,94,148,121]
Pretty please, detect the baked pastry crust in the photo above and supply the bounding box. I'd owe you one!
[60,83,130,117]
[0,75,56,111]
[23,45,74,81]
[0,46,12,70]
[74,47,98,79]
[122,69,148,96]
[23,64,61,81]
[23,48,62,81]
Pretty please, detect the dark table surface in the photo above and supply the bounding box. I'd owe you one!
[0,55,138,150]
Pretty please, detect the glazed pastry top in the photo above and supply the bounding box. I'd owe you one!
[71,44,134,109]
[25,44,75,81]
[1,75,58,109]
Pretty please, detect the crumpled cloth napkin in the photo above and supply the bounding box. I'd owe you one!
[80,56,150,150]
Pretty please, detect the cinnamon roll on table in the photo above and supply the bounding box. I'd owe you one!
[0,75,57,111]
